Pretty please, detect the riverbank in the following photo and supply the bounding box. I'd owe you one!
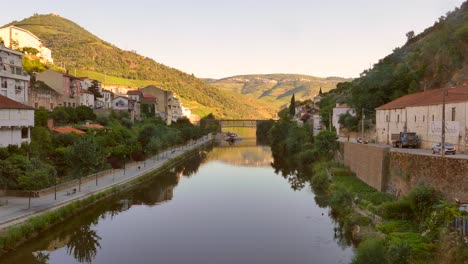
[0,136,214,254]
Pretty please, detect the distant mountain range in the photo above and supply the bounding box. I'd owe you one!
[206,74,351,108]
[3,14,277,119]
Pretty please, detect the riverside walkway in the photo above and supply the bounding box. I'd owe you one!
[0,136,213,230]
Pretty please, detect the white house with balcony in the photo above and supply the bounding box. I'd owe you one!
[376,85,468,152]
[0,95,34,147]
[0,43,30,104]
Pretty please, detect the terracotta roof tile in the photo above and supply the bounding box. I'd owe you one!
[83,124,104,129]
[52,127,86,134]
[0,95,34,110]
[127,90,143,95]
[336,103,350,108]
[376,85,468,110]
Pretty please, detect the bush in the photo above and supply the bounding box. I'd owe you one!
[311,170,330,191]
[329,185,353,215]
[387,240,411,264]
[351,237,387,264]
[380,199,413,220]
[407,185,440,224]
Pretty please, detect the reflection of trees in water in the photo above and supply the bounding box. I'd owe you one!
[181,149,208,177]
[32,251,50,264]
[270,151,308,191]
[66,220,102,264]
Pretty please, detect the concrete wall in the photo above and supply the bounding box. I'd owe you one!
[342,142,389,191]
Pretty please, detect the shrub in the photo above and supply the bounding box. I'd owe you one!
[351,237,387,264]
[407,185,440,224]
[329,185,353,215]
[387,240,411,264]
[380,199,413,220]
[311,170,330,191]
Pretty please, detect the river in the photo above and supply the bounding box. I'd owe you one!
[1,128,354,264]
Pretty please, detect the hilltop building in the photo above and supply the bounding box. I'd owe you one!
[0,43,30,104]
[0,95,34,147]
[0,26,53,63]
[376,85,468,151]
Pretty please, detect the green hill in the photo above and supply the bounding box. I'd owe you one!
[4,14,277,119]
[327,1,468,114]
[206,74,351,108]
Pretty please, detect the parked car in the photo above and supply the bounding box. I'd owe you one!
[357,137,368,144]
[432,142,456,155]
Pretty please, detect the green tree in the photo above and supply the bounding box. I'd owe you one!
[65,137,107,191]
[88,80,102,99]
[34,107,48,127]
[289,93,296,116]
[314,130,338,159]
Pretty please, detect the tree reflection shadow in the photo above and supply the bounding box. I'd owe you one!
[66,220,102,264]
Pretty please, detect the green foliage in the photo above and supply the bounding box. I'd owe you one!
[289,93,296,116]
[314,130,338,158]
[407,185,441,225]
[311,170,330,191]
[381,199,413,220]
[65,137,107,179]
[338,112,359,132]
[22,56,46,73]
[34,107,48,127]
[329,185,353,215]
[351,237,388,264]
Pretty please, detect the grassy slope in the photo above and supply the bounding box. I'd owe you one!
[207,74,351,108]
[5,14,277,119]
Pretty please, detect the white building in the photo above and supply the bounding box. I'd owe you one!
[376,85,468,151]
[80,90,95,108]
[0,26,53,63]
[112,96,140,121]
[332,103,356,135]
[0,95,34,147]
[101,89,113,109]
[0,43,29,104]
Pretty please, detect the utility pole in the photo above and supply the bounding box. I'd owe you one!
[361,108,365,139]
[442,88,447,158]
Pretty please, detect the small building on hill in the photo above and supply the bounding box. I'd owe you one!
[376,85,468,151]
[0,26,53,63]
[29,80,60,110]
[0,95,34,146]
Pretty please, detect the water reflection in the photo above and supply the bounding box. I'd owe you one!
[1,135,354,264]
[1,148,210,264]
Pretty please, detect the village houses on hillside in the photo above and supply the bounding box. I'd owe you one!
[376,85,468,152]
[0,42,186,146]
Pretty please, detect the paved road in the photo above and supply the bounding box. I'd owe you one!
[0,136,212,230]
[338,137,468,159]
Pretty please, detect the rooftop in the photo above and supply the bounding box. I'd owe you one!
[376,85,468,110]
[52,126,86,134]
[83,124,104,129]
[0,95,34,110]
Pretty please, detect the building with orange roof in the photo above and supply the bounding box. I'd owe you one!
[83,123,104,129]
[52,126,86,134]
[0,95,34,146]
[376,85,468,150]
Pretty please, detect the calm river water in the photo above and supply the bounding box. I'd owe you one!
[2,128,354,264]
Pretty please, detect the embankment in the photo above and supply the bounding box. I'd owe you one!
[339,142,468,201]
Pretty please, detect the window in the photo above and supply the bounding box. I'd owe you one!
[432,115,434,121]
[34,102,38,108]
[414,116,416,122]
[386,115,389,122]
[21,128,28,139]
[423,115,425,122]
[1,77,6,88]
[452,107,456,121]
[397,114,400,122]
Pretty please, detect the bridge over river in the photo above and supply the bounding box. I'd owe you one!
[204,119,277,132]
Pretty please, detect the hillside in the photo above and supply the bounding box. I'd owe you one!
[207,74,351,108]
[4,14,277,119]
[324,1,468,117]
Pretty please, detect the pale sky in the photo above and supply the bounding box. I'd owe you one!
[0,0,464,79]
